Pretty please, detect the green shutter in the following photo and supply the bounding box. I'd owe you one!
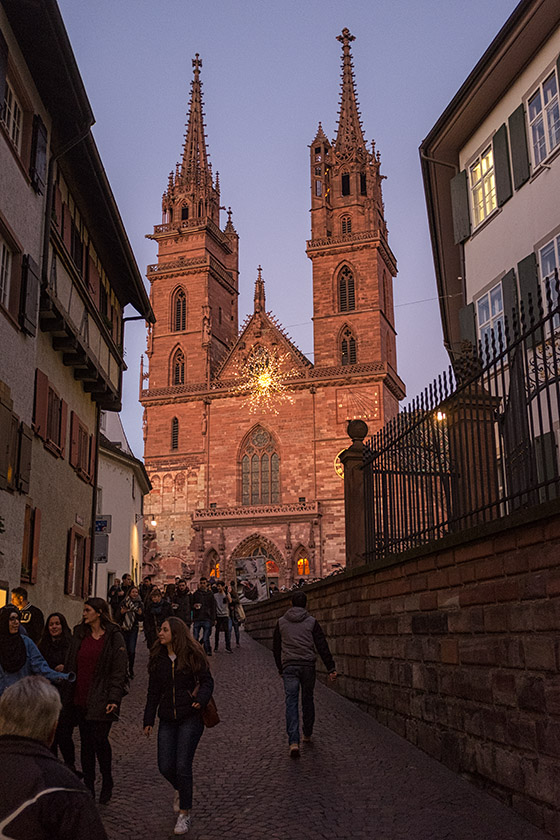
[508,105,530,190]
[450,169,471,244]
[501,268,518,338]
[493,124,512,206]
[459,302,476,347]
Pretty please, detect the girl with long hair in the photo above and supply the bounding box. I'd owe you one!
[64,597,128,804]
[143,617,214,835]
[38,612,77,770]
[118,585,143,678]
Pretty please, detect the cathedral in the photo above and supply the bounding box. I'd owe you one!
[140,28,405,589]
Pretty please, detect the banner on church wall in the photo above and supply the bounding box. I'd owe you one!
[235,555,268,603]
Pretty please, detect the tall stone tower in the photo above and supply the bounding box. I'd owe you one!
[145,54,239,389]
[307,28,398,384]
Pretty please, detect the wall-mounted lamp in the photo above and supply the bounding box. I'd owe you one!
[136,514,157,528]
[170,530,175,542]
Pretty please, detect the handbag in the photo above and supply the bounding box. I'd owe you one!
[192,681,220,728]
[236,603,246,622]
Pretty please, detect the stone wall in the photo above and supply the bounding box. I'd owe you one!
[245,502,560,838]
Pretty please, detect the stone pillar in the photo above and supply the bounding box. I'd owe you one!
[340,419,368,570]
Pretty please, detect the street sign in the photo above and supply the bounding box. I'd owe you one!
[93,533,109,563]
[95,515,112,534]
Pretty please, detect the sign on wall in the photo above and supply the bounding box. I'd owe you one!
[95,515,112,534]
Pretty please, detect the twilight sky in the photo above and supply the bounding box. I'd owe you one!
[57,0,518,458]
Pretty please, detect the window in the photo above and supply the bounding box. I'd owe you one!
[173,289,186,331]
[314,147,322,162]
[34,371,67,457]
[338,266,355,312]
[172,349,185,385]
[77,424,90,474]
[69,411,92,481]
[1,80,22,153]
[65,527,89,597]
[341,173,350,196]
[46,386,64,450]
[469,146,497,227]
[341,215,352,235]
[240,426,279,505]
[297,556,310,576]
[528,70,560,166]
[0,235,12,309]
[540,235,560,315]
[181,206,189,221]
[360,172,367,196]
[315,180,322,196]
[314,166,322,175]
[477,283,504,354]
[171,417,179,450]
[341,328,357,365]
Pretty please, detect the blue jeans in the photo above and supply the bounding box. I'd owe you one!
[229,616,240,645]
[122,624,139,675]
[158,716,204,810]
[193,619,212,654]
[282,663,316,745]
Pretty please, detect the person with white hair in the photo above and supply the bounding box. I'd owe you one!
[0,676,108,839]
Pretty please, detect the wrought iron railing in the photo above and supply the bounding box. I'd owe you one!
[364,271,560,563]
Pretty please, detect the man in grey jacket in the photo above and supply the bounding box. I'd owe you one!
[272,590,337,757]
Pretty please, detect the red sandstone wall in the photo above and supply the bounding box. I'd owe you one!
[245,510,560,838]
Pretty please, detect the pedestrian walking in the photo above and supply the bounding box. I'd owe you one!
[143,617,214,835]
[144,587,174,648]
[107,578,124,620]
[272,590,337,758]
[38,612,77,771]
[164,582,176,603]
[191,577,216,656]
[64,597,128,804]
[10,586,44,643]
[172,578,192,627]
[213,581,232,652]
[0,676,108,840]
[118,584,143,678]
[228,581,244,647]
[0,606,74,697]
[140,574,154,602]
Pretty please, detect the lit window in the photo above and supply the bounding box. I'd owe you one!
[338,266,355,312]
[2,81,22,153]
[297,556,310,576]
[240,426,279,505]
[528,71,560,166]
[0,236,12,309]
[341,328,357,365]
[477,283,504,353]
[470,146,496,227]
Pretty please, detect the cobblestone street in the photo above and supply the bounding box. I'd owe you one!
[101,631,549,840]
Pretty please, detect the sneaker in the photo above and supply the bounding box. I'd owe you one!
[173,790,180,813]
[174,813,191,835]
[226,648,233,653]
[289,743,300,759]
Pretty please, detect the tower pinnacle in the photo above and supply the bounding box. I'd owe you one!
[181,53,212,191]
[254,265,266,313]
[333,28,367,160]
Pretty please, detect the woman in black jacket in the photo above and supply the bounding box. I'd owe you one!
[143,616,213,836]
[64,598,128,805]
[38,613,76,770]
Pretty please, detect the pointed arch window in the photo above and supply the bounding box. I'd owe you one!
[338,266,355,312]
[240,426,280,506]
[341,172,350,196]
[341,328,357,366]
[181,205,189,221]
[172,289,186,332]
[171,417,179,450]
[341,215,352,235]
[171,349,185,385]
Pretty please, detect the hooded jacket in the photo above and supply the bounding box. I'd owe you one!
[0,735,108,839]
[272,606,335,674]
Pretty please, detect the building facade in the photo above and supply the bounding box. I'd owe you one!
[141,31,405,589]
[0,0,152,622]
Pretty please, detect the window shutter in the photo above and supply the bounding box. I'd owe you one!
[88,253,100,306]
[534,432,558,502]
[53,183,63,232]
[450,169,471,244]
[88,434,94,483]
[518,252,542,347]
[33,369,49,439]
[69,411,79,467]
[459,302,476,346]
[17,422,33,493]
[82,536,92,598]
[62,205,72,253]
[20,255,40,336]
[59,400,68,458]
[508,105,530,190]
[0,30,7,111]
[29,115,48,194]
[501,268,518,338]
[65,528,75,595]
[30,508,41,584]
[0,401,12,490]
[492,124,512,207]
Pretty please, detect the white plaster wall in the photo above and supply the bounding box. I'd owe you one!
[460,28,560,302]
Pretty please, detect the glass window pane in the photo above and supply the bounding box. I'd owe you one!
[529,90,542,121]
[477,294,490,326]
[543,73,557,104]
[490,285,503,317]
[547,101,560,150]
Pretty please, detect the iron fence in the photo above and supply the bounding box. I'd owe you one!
[364,271,560,563]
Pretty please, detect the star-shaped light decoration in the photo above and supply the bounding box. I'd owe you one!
[234,345,297,414]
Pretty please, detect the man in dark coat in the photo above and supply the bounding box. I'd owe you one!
[273,590,337,758]
[0,675,108,840]
[191,577,216,656]
[171,578,192,626]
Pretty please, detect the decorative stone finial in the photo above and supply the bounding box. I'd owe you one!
[347,418,368,443]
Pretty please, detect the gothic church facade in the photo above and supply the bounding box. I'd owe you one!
[140,30,405,588]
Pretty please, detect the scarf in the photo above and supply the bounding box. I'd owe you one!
[0,608,27,673]
[122,596,142,631]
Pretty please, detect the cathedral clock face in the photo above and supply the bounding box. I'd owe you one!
[334,451,345,479]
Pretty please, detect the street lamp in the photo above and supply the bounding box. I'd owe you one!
[136,514,157,528]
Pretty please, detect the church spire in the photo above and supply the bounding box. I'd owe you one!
[333,28,367,160]
[254,265,266,313]
[181,54,212,191]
